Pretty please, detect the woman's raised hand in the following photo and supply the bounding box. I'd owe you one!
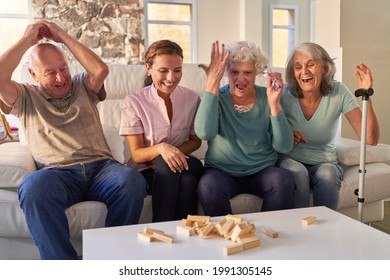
[198,41,230,94]
[356,63,373,89]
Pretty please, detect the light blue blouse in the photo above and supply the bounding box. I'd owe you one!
[280,81,359,165]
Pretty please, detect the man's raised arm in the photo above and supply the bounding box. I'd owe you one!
[0,22,45,113]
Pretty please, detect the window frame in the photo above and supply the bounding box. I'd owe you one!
[0,0,31,126]
[269,4,299,68]
[144,0,197,63]
[0,0,32,20]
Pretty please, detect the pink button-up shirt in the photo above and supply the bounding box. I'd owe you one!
[120,84,200,170]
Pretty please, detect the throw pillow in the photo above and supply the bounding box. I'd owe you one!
[336,137,390,166]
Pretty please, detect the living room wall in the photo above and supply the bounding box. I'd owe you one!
[31,0,261,65]
[32,0,145,64]
[314,0,390,145]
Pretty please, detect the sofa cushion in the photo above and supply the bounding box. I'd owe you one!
[101,124,125,164]
[0,189,31,238]
[0,188,108,239]
[0,142,36,190]
[339,162,390,208]
[336,137,390,166]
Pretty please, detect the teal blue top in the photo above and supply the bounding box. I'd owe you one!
[194,84,293,177]
[280,81,359,165]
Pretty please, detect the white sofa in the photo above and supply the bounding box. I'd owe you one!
[1,63,390,260]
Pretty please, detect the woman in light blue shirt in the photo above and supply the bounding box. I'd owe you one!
[279,42,380,209]
[195,41,295,216]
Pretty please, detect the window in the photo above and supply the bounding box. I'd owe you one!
[144,0,197,63]
[269,5,298,68]
[0,0,31,82]
[0,0,30,127]
[262,0,311,69]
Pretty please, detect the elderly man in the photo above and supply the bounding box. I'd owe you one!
[0,21,147,259]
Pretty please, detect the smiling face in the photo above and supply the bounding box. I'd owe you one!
[226,60,257,98]
[146,54,183,96]
[293,52,325,95]
[29,44,71,99]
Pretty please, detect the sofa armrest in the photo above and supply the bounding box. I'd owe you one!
[335,137,390,166]
[0,142,36,190]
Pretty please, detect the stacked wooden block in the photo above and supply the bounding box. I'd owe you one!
[138,214,316,256]
[178,214,262,256]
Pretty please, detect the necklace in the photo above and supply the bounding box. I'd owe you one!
[233,103,254,113]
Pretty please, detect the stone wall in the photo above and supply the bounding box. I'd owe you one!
[32,0,145,64]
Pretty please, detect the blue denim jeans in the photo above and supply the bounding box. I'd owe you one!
[197,166,295,217]
[277,156,343,209]
[18,159,147,260]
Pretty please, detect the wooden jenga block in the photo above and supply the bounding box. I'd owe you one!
[199,223,215,238]
[302,216,316,225]
[221,219,235,238]
[261,226,279,238]
[193,221,206,229]
[181,219,193,227]
[230,222,253,242]
[187,215,210,224]
[152,231,173,243]
[144,228,164,235]
[143,228,173,243]
[223,243,244,255]
[138,232,154,242]
[215,218,227,236]
[239,235,261,250]
[176,225,194,236]
[226,214,243,223]
[236,233,255,242]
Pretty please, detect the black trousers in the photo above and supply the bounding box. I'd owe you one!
[141,155,204,222]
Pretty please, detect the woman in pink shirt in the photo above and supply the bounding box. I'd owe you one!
[120,40,203,222]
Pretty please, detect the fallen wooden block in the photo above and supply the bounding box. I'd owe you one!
[152,231,173,243]
[193,221,206,229]
[187,215,210,224]
[176,225,194,236]
[224,235,261,255]
[139,228,174,243]
[236,233,255,242]
[144,228,165,235]
[230,222,253,242]
[239,235,261,250]
[226,214,243,223]
[138,232,154,242]
[215,218,227,235]
[302,216,317,225]
[261,226,279,238]
[181,218,193,227]
[224,243,244,255]
[198,222,215,238]
[220,219,235,239]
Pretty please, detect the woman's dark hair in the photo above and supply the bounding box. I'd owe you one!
[285,42,336,98]
[143,40,183,86]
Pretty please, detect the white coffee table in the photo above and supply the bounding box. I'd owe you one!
[82,206,390,260]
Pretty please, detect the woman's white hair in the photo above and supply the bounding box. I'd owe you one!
[225,41,268,75]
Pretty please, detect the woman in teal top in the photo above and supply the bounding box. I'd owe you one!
[194,41,295,216]
[279,42,380,209]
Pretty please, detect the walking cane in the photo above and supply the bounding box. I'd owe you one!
[354,87,374,222]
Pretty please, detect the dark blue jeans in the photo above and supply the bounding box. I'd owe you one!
[197,166,295,216]
[18,159,147,260]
